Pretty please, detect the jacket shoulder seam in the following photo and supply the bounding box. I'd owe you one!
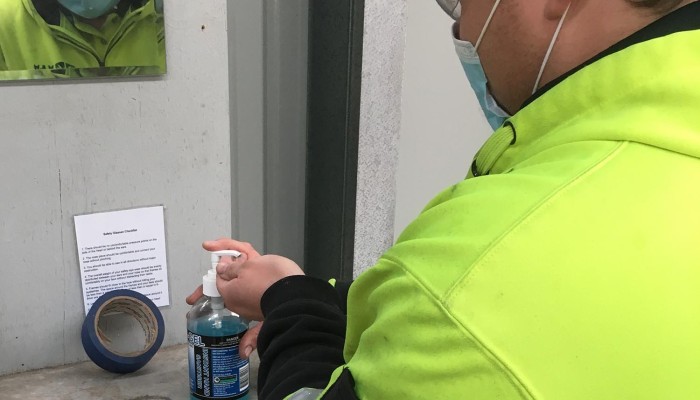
[379,254,535,399]
[429,142,627,399]
[444,141,627,301]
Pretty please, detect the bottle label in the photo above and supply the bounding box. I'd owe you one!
[188,330,250,400]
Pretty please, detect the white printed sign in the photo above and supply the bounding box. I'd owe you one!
[74,206,170,314]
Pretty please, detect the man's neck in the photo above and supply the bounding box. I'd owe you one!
[541,3,661,90]
[523,0,700,109]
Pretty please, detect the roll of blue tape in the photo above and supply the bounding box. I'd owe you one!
[81,289,165,374]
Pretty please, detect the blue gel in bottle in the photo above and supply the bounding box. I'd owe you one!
[188,251,250,400]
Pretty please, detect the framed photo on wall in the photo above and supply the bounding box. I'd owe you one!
[0,0,166,81]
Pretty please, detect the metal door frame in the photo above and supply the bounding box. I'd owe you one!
[304,0,365,280]
[228,0,365,281]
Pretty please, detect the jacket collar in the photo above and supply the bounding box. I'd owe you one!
[470,3,700,177]
[522,1,700,109]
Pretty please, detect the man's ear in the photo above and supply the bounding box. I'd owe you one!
[544,0,576,20]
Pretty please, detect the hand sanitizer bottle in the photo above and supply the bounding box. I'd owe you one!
[188,250,250,400]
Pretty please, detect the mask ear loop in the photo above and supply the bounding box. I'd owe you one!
[475,0,502,50]
[532,3,572,94]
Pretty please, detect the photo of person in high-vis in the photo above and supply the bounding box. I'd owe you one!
[0,0,165,80]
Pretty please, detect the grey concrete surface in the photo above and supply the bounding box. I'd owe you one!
[354,0,408,275]
[0,345,259,400]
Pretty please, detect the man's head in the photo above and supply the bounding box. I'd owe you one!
[453,0,693,114]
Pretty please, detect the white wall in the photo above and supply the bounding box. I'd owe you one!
[394,0,491,239]
[0,1,231,375]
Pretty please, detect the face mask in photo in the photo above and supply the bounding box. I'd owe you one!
[57,0,121,19]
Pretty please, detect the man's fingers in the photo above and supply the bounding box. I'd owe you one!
[239,322,263,359]
[216,259,243,280]
[186,285,203,305]
[216,273,237,301]
[219,255,234,265]
[202,238,260,259]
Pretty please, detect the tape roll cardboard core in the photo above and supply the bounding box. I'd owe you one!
[93,296,159,357]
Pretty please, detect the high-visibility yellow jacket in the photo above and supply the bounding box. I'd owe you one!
[243,4,700,400]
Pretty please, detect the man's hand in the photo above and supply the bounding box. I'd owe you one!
[186,238,262,305]
[240,322,263,359]
[216,255,304,322]
[186,237,265,359]
[203,238,261,259]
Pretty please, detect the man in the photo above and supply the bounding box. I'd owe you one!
[189,0,700,398]
[0,0,165,79]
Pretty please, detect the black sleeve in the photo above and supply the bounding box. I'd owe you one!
[333,280,353,314]
[257,275,348,400]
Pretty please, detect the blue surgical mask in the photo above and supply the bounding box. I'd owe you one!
[57,0,121,19]
[453,0,509,131]
[454,37,510,131]
[452,0,571,131]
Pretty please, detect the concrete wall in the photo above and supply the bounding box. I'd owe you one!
[394,0,491,239]
[0,1,231,375]
[353,0,408,275]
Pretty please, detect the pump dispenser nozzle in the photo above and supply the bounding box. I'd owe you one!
[203,250,242,297]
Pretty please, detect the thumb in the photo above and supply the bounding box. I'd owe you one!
[239,322,263,359]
